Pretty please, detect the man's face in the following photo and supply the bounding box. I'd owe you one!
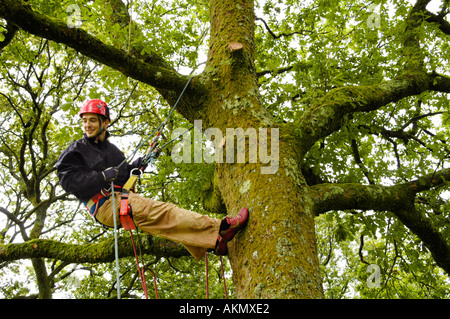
[82,113,109,139]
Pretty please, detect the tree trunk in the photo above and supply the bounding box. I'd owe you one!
[29,203,53,299]
[204,0,324,298]
[218,156,324,298]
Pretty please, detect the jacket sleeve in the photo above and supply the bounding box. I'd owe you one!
[55,144,106,201]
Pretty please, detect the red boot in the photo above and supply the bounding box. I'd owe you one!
[220,208,249,242]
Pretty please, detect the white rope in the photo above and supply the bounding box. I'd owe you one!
[111,181,121,299]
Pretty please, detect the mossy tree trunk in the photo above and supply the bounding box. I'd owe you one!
[198,0,324,298]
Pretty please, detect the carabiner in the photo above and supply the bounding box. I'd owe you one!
[130,167,143,178]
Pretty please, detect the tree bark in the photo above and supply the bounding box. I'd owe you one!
[0,236,189,263]
[197,0,324,298]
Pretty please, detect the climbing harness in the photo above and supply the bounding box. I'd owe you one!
[83,185,122,222]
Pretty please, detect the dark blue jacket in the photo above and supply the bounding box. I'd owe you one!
[55,133,134,202]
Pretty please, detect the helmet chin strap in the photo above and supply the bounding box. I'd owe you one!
[95,115,107,142]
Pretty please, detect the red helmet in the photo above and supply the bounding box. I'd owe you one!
[79,99,110,120]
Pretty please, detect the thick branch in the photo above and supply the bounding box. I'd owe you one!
[402,0,432,69]
[395,206,450,275]
[0,20,17,50]
[0,0,187,93]
[425,10,450,34]
[297,71,450,151]
[310,182,411,215]
[310,168,450,275]
[430,73,450,92]
[310,168,450,215]
[0,236,189,264]
[296,0,450,151]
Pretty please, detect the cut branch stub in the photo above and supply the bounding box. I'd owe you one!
[227,42,244,52]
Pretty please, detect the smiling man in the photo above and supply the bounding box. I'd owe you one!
[83,113,107,140]
[55,99,248,260]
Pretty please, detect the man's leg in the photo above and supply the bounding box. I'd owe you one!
[95,192,249,260]
[96,192,220,260]
[129,192,220,260]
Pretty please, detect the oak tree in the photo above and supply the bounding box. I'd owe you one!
[0,0,449,298]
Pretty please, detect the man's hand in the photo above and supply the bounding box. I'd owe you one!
[102,167,119,182]
[131,156,148,171]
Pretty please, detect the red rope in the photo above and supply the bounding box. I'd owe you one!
[129,230,149,299]
[205,252,209,299]
[147,268,159,299]
[219,256,228,299]
[205,253,229,299]
[129,230,159,299]
[130,235,225,300]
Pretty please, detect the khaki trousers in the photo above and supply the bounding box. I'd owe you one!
[95,192,221,260]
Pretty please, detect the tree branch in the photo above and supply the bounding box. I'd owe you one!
[402,0,432,69]
[425,9,450,35]
[0,0,188,93]
[0,20,17,51]
[310,168,450,215]
[310,168,450,275]
[430,72,450,92]
[297,71,449,151]
[256,65,294,78]
[394,206,450,275]
[296,0,450,152]
[0,235,189,264]
[255,17,317,39]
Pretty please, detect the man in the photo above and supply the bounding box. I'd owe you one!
[55,99,248,260]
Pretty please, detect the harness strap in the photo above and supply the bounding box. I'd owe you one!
[122,173,140,191]
[84,193,106,218]
[83,185,122,223]
[119,169,142,230]
[120,190,135,230]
